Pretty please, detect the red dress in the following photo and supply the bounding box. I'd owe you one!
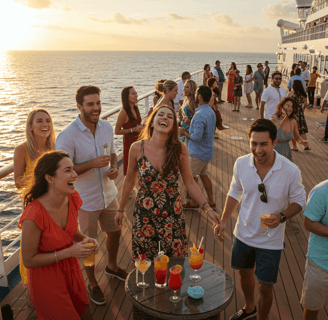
[123,116,142,175]
[18,191,89,320]
[227,71,236,102]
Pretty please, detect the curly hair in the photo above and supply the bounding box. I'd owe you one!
[274,97,298,119]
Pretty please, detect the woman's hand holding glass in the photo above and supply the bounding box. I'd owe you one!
[68,240,98,259]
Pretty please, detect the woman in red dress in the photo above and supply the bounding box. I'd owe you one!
[19,151,99,320]
[226,62,237,103]
[115,86,143,175]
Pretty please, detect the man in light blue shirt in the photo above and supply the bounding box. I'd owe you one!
[287,68,306,91]
[179,85,216,209]
[301,180,328,320]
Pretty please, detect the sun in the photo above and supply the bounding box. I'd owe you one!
[1,0,37,50]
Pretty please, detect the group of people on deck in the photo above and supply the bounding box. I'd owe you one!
[12,58,328,320]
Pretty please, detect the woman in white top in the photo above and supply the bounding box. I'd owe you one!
[244,65,254,108]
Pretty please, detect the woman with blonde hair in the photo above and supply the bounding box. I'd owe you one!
[114,105,220,261]
[180,79,198,145]
[155,80,178,109]
[13,108,56,306]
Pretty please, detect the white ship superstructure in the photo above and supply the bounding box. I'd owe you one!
[277,0,328,98]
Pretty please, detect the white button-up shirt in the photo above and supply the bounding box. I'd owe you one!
[56,115,118,211]
[228,151,306,250]
[173,79,185,104]
[301,68,310,82]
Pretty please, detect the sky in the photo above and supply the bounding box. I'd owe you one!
[1,0,299,52]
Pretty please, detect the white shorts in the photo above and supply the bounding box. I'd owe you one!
[300,257,328,311]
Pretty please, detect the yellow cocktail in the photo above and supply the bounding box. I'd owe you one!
[189,244,203,281]
[135,258,151,288]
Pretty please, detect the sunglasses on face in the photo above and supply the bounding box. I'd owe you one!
[258,183,268,203]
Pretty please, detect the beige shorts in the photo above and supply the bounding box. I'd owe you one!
[189,156,209,177]
[300,257,328,311]
[78,197,120,239]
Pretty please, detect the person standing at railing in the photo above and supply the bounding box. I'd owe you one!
[212,60,226,102]
[260,71,287,120]
[233,70,243,112]
[253,63,265,109]
[13,108,56,307]
[115,86,143,176]
[226,62,237,103]
[202,64,213,86]
[308,66,320,107]
[173,72,191,112]
[264,61,270,89]
[114,104,220,261]
[244,65,254,108]
[19,151,99,320]
[155,80,178,110]
[56,85,127,306]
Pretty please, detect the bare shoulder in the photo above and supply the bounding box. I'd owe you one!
[14,143,27,157]
[180,142,189,157]
[130,140,143,156]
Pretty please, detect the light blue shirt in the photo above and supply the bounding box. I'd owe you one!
[56,115,118,211]
[287,75,306,91]
[303,179,328,272]
[188,103,216,162]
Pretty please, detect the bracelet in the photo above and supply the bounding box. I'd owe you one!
[118,209,125,213]
[201,201,209,210]
[130,128,133,133]
[54,251,58,263]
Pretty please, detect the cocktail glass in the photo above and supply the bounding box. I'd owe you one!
[83,243,95,267]
[154,255,169,288]
[189,248,203,282]
[135,258,151,288]
[260,213,272,237]
[168,266,182,302]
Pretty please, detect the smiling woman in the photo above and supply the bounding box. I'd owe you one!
[1,0,36,50]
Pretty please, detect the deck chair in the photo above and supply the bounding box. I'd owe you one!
[315,122,326,130]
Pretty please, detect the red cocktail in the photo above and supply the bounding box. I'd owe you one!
[168,266,182,302]
[154,255,169,288]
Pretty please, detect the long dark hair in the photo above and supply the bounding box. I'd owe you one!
[121,86,140,124]
[274,97,298,119]
[22,151,70,208]
[231,62,237,70]
[139,105,182,179]
[292,80,307,98]
[246,65,253,74]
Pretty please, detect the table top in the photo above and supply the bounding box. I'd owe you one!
[125,257,234,320]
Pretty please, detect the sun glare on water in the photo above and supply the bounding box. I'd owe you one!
[1,1,36,50]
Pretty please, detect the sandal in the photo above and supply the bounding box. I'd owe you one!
[304,147,311,151]
[291,148,298,151]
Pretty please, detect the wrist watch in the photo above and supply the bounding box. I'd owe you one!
[279,212,286,223]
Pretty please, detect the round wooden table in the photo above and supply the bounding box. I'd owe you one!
[125,257,234,320]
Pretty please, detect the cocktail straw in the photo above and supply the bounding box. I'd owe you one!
[158,241,160,253]
[199,236,204,250]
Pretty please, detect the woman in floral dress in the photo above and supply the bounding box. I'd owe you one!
[114,105,220,261]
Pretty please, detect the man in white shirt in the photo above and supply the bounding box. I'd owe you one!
[173,71,190,112]
[56,86,127,306]
[214,119,306,320]
[301,61,311,87]
[260,71,287,119]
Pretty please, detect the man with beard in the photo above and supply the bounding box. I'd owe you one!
[56,86,127,306]
[214,119,306,320]
[179,85,216,210]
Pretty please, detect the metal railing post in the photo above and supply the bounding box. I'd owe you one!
[0,234,8,287]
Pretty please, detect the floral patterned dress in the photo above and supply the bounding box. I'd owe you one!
[291,92,308,134]
[132,140,187,261]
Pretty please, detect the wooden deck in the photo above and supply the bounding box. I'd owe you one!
[1,82,328,320]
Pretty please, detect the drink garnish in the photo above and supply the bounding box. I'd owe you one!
[161,255,169,263]
[174,264,182,271]
[199,247,204,254]
[190,243,198,254]
[141,254,146,261]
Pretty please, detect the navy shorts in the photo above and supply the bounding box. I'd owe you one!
[231,237,282,285]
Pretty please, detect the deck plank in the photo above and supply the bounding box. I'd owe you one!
[2,82,328,319]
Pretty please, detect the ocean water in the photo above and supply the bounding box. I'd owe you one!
[0,51,276,253]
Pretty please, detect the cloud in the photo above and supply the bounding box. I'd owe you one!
[89,13,149,25]
[13,0,72,10]
[262,0,297,19]
[31,24,104,36]
[167,13,194,21]
[212,13,241,28]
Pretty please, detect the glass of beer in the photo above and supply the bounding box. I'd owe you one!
[260,213,272,237]
[83,243,95,267]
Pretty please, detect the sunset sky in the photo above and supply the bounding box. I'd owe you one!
[2,0,298,52]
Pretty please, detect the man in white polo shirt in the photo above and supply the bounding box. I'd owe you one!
[260,71,287,120]
[214,119,306,320]
[56,86,127,306]
[173,71,190,111]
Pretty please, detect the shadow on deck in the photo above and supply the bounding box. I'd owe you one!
[1,82,328,320]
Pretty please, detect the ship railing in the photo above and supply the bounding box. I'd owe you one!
[0,62,276,286]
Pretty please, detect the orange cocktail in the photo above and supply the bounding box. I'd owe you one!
[83,243,95,267]
[189,244,203,281]
[260,213,272,237]
[154,255,169,288]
